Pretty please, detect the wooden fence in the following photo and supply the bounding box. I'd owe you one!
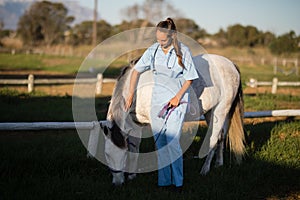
[1,75,300,95]
[1,110,299,131]
[1,109,299,157]
[0,74,117,95]
[246,78,300,94]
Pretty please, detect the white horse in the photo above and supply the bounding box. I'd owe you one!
[98,53,246,186]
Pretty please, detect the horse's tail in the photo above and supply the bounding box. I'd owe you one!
[227,64,246,163]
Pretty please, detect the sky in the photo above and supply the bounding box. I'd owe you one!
[77,0,300,36]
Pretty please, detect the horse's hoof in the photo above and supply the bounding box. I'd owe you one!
[214,162,223,168]
[200,167,210,175]
[86,152,94,159]
[127,173,137,180]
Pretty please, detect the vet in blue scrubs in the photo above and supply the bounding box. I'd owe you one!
[134,42,198,187]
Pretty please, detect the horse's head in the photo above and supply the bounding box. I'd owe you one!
[100,58,142,186]
[100,120,127,186]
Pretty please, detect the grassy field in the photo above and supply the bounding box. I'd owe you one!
[0,89,299,199]
[0,121,299,200]
[0,47,300,199]
[1,47,300,81]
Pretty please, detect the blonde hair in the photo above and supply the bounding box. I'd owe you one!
[156,18,184,68]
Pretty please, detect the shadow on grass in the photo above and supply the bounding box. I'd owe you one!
[0,92,110,122]
[0,120,299,200]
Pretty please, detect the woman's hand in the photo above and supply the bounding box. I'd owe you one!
[168,80,193,107]
[124,93,134,111]
[124,69,140,111]
[168,96,180,107]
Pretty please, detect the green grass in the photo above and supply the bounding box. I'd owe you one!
[244,93,300,111]
[0,121,299,199]
[239,64,300,83]
[0,88,110,122]
[0,88,299,199]
[256,122,300,168]
[1,52,300,82]
[0,53,84,74]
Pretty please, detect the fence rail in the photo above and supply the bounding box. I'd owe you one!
[0,73,117,94]
[246,78,300,94]
[1,109,299,157]
[0,110,299,131]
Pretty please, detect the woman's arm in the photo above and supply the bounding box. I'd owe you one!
[168,80,193,107]
[125,69,140,111]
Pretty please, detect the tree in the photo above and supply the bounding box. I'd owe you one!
[226,24,263,47]
[269,31,299,55]
[245,25,259,47]
[73,20,113,45]
[0,19,3,32]
[121,0,183,26]
[175,18,207,40]
[226,24,247,47]
[17,1,74,46]
[260,31,275,46]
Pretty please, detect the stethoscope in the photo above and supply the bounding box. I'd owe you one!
[151,44,175,74]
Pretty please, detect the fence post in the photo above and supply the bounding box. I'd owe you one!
[96,73,103,95]
[295,59,298,76]
[271,77,278,94]
[87,121,100,158]
[28,74,34,93]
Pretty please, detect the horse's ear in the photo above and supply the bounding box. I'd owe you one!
[110,123,127,149]
[130,57,141,67]
[103,126,109,136]
[100,121,111,137]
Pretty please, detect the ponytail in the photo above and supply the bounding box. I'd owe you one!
[156,18,184,68]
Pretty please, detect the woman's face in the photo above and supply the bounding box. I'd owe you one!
[156,30,172,49]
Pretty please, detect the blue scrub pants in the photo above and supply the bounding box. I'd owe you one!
[151,103,187,187]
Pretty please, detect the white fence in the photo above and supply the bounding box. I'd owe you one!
[1,74,300,95]
[0,74,117,95]
[1,110,299,131]
[1,109,299,156]
[246,78,300,94]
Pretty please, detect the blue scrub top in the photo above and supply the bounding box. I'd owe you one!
[134,42,199,106]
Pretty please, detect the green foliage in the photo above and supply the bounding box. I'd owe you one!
[175,18,207,40]
[226,24,274,47]
[17,1,74,46]
[72,20,113,45]
[269,31,299,55]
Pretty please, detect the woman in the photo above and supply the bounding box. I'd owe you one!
[125,18,198,191]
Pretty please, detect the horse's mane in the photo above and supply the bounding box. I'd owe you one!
[108,57,141,148]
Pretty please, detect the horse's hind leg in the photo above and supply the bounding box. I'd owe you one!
[200,111,214,175]
[201,130,224,175]
[215,116,229,168]
[215,131,224,167]
[200,146,216,175]
[200,104,230,174]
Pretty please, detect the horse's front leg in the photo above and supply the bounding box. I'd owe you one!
[125,134,141,180]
